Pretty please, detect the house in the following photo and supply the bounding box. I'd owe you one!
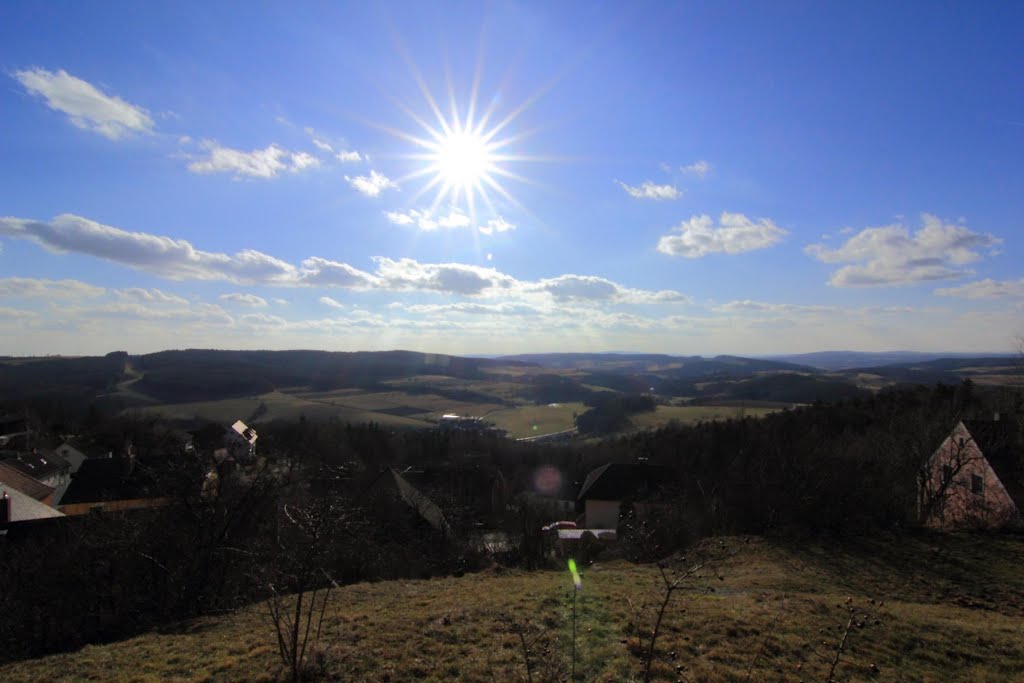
[58,456,172,516]
[2,449,72,503]
[54,441,92,473]
[919,418,1022,529]
[0,481,66,528]
[577,462,674,529]
[0,462,55,505]
[225,420,258,459]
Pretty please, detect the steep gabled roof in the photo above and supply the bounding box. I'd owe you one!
[0,462,53,501]
[0,482,65,523]
[578,463,674,502]
[964,419,1023,508]
[3,449,71,481]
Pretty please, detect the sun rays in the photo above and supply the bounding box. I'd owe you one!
[380,44,549,225]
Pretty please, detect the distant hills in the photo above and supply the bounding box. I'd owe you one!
[0,350,528,405]
[759,350,1017,371]
[496,352,813,375]
[0,348,1018,418]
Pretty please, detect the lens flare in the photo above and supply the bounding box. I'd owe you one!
[568,558,582,590]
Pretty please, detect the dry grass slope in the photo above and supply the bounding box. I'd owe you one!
[4,533,1023,682]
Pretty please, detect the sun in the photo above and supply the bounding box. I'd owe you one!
[399,105,524,220]
[431,129,495,192]
[379,55,546,222]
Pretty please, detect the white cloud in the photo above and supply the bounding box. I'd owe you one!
[319,296,345,309]
[0,307,38,320]
[385,211,415,226]
[657,212,787,258]
[805,214,1002,287]
[347,170,395,197]
[536,275,618,301]
[54,302,234,326]
[712,300,838,315]
[0,277,104,299]
[219,293,268,307]
[935,278,1024,299]
[336,150,363,163]
[114,288,188,305]
[0,214,301,283]
[14,67,154,140]
[187,141,320,179]
[397,302,545,316]
[479,217,516,235]
[385,207,469,231]
[372,257,515,296]
[0,213,688,305]
[617,180,682,200]
[386,208,512,235]
[531,275,688,305]
[299,257,380,289]
[289,152,320,171]
[680,160,711,178]
[239,312,287,327]
[272,298,289,306]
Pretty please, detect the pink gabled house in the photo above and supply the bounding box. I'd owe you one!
[918,418,1022,529]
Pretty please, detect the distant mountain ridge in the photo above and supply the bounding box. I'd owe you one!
[759,351,1016,371]
[496,352,814,375]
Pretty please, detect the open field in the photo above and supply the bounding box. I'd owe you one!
[132,389,786,437]
[135,391,433,428]
[487,402,587,439]
[630,405,780,430]
[4,532,1023,682]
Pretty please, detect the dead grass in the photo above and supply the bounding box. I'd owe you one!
[4,532,1024,682]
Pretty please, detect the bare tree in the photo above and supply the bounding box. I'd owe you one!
[257,478,366,682]
[625,539,734,683]
[917,420,1011,528]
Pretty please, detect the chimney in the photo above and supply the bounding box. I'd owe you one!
[0,491,10,524]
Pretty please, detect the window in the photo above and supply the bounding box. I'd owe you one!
[942,465,953,483]
[971,474,984,495]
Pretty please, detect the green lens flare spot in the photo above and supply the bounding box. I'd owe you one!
[568,558,582,590]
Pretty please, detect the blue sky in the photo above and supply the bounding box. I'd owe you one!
[1,1,1022,356]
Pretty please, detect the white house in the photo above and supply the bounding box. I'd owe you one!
[54,441,91,473]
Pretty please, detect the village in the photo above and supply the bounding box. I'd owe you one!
[3,399,1022,545]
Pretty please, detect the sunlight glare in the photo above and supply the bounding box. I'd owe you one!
[433,129,494,191]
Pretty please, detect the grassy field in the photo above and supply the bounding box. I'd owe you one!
[135,396,784,437]
[487,402,587,439]
[135,391,434,428]
[629,405,780,430]
[4,532,1023,682]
